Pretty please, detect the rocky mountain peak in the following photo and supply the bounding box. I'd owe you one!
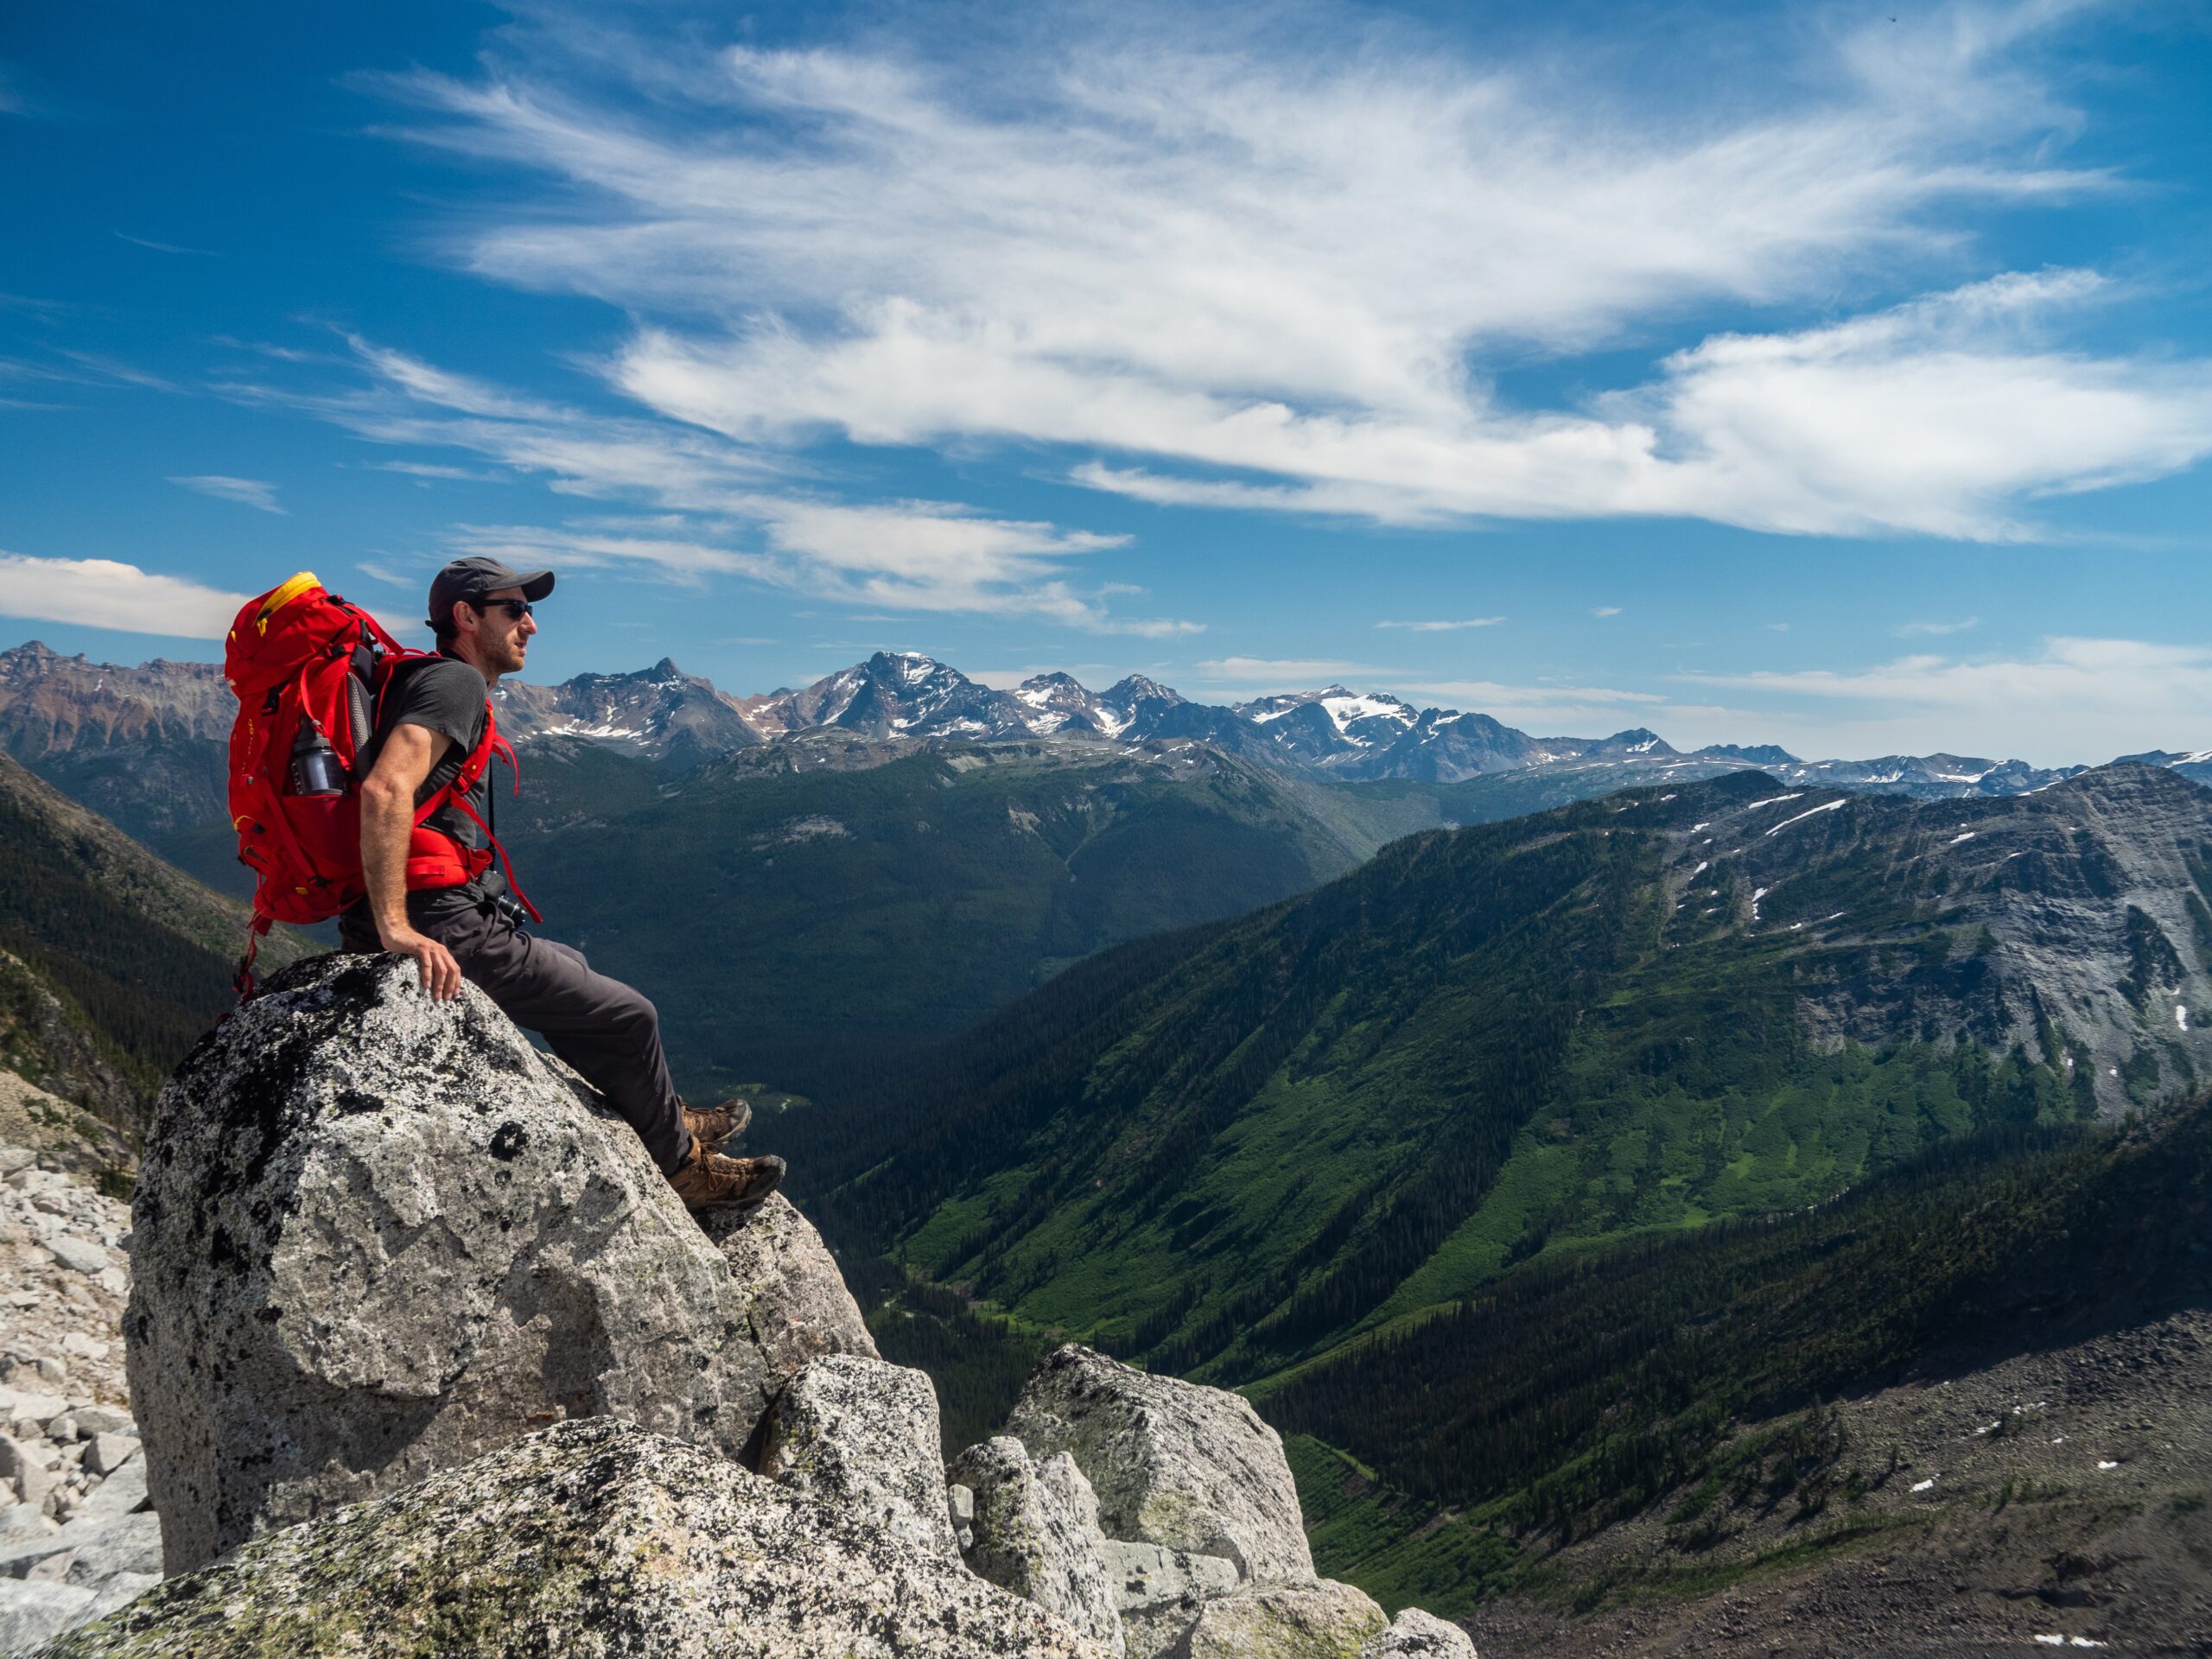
[1594,727,1674,754]
[1699,741,1801,765]
[1103,674,1182,707]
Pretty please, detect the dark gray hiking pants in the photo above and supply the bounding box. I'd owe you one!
[340,899,690,1173]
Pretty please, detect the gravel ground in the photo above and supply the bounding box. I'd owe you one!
[0,1076,163,1656]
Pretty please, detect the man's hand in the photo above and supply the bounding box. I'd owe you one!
[380,924,463,1001]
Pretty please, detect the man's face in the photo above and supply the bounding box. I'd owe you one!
[470,584,537,675]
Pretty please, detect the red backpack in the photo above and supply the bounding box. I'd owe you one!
[223,571,537,995]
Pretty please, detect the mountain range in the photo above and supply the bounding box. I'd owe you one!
[4,631,2208,1105]
[498,731,1437,1098]
[9,639,2204,820]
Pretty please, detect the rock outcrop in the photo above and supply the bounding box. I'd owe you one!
[759,1355,957,1560]
[31,1418,1113,1658]
[701,1193,879,1374]
[124,954,871,1573]
[1184,1579,1389,1657]
[1007,1343,1316,1583]
[1362,1607,1478,1657]
[972,1347,1471,1659]
[948,1435,1122,1653]
[1100,1540,1242,1657]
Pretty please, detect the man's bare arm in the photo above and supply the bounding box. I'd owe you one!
[358,723,464,1000]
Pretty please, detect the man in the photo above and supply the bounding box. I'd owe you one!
[339,555,784,1213]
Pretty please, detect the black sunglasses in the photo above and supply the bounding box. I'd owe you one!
[476,599,535,620]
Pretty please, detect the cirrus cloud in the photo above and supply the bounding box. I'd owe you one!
[168,474,285,514]
[230,335,1198,636]
[365,3,2212,541]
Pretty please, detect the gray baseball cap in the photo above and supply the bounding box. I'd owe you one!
[426,556,555,631]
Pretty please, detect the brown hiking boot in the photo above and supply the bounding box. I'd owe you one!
[682,1096,752,1151]
[667,1141,785,1213]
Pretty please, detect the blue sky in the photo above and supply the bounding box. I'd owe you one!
[3,0,2209,764]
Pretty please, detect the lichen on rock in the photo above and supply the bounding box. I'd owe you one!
[1360,1606,1478,1657]
[1006,1344,1315,1584]
[1100,1538,1241,1659]
[758,1353,957,1560]
[1184,1579,1389,1659]
[948,1434,1122,1654]
[31,1418,1116,1658]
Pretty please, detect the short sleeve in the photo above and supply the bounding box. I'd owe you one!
[388,659,486,749]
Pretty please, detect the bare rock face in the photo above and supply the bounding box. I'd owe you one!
[1185,1580,1389,1659]
[759,1355,957,1560]
[1100,1538,1241,1659]
[30,1418,1114,1659]
[125,954,870,1574]
[948,1435,1122,1655]
[0,1577,158,1656]
[1361,1607,1477,1657]
[701,1192,877,1374]
[1006,1344,1315,1583]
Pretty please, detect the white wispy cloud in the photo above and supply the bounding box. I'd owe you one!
[354,560,418,588]
[1195,656,1374,683]
[1675,637,2212,764]
[1591,607,1623,618]
[1375,617,1505,632]
[113,232,216,257]
[364,460,505,483]
[231,336,1197,635]
[169,474,285,513]
[361,3,2212,540]
[1896,616,1980,636]
[1392,678,1665,709]
[0,553,250,639]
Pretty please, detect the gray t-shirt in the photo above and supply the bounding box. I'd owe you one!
[340,653,512,949]
[355,653,505,910]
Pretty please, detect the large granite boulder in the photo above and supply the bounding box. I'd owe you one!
[1361,1607,1477,1657]
[759,1355,957,1560]
[1185,1580,1389,1659]
[125,954,870,1573]
[1100,1539,1241,1659]
[29,1418,1115,1658]
[1006,1344,1314,1583]
[702,1193,878,1376]
[949,1435,1122,1654]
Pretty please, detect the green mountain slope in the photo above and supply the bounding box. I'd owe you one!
[499,734,1434,1098]
[0,750,310,1135]
[783,764,2212,1389]
[1266,1098,2212,1630]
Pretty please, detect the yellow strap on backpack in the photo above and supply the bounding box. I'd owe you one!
[254,570,321,635]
